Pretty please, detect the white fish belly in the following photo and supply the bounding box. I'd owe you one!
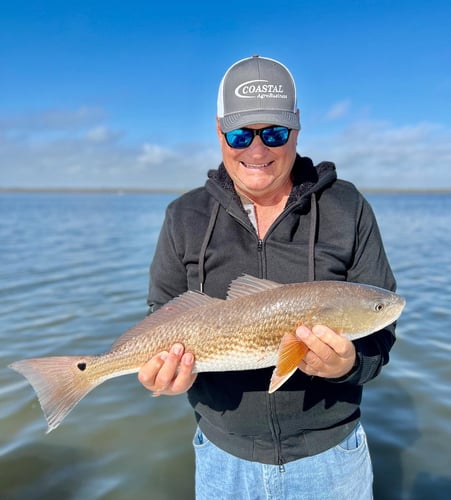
[193,350,277,373]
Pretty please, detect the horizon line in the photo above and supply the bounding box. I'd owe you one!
[1,186,451,195]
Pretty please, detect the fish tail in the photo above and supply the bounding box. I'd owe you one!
[9,355,102,433]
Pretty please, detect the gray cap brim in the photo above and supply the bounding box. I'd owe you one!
[219,110,300,133]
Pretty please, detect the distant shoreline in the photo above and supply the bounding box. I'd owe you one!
[0,187,186,195]
[1,187,451,195]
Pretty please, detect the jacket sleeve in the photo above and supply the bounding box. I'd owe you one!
[332,194,397,385]
[147,204,188,313]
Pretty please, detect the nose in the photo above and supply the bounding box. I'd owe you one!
[247,135,268,155]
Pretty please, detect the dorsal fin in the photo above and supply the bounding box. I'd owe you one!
[111,291,222,350]
[226,274,284,300]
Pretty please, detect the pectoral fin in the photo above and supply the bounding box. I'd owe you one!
[269,333,309,393]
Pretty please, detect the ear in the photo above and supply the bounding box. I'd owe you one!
[216,118,222,138]
[291,128,300,142]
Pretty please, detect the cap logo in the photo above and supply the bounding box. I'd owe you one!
[235,79,286,100]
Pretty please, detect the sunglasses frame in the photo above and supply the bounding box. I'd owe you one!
[223,126,292,149]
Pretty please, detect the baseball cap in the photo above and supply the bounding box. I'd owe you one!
[217,55,301,133]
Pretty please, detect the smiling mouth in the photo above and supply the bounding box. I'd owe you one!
[240,161,274,169]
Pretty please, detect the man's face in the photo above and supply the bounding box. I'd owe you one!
[217,120,299,202]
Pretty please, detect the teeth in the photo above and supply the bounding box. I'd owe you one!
[242,162,270,168]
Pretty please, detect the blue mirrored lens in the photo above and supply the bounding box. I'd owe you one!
[224,126,290,149]
[225,129,254,148]
[261,126,290,146]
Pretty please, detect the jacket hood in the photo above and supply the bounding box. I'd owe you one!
[205,154,337,212]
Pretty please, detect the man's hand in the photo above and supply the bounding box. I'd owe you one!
[138,343,197,396]
[296,325,356,379]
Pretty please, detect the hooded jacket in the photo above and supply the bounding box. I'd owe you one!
[148,155,396,465]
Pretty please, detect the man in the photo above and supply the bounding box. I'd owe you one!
[138,55,396,499]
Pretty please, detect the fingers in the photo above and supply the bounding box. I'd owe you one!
[138,343,197,396]
[153,343,184,391]
[296,325,356,378]
[170,352,196,394]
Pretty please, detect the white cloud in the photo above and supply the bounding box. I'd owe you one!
[325,99,351,121]
[303,120,451,189]
[0,106,106,133]
[85,125,119,143]
[0,109,219,189]
[137,143,176,165]
[1,106,450,190]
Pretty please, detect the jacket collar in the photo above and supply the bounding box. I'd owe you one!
[206,154,337,210]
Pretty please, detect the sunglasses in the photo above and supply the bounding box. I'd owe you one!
[224,126,291,149]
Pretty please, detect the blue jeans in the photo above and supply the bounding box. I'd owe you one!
[193,422,373,500]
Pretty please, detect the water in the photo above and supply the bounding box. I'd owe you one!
[0,191,450,499]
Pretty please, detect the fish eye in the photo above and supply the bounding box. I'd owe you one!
[374,303,385,312]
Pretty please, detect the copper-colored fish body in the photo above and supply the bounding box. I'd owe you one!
[10,275,405,432]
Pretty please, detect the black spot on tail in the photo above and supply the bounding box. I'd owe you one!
[77,362,87,371]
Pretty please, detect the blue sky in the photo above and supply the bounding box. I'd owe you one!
[1,0,450,190]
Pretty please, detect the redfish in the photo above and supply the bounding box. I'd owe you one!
[9,275,405,433]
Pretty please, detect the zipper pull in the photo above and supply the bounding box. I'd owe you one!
[257,239,263,252]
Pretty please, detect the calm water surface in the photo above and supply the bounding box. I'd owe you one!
[0,192,450,499]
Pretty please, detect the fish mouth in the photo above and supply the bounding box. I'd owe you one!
[240,161,274,169]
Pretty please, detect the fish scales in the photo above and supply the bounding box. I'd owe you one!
[111,288,304,370]
[9,275,405,432]
[66,282,395,373]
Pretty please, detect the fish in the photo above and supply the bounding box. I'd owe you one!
[9,275,405,433]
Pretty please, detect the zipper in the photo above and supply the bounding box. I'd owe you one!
[227,213,283,463]
[267,391,284,466]
[227,208,263,250]
[226,210,266,276]
[227,198,306,250]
